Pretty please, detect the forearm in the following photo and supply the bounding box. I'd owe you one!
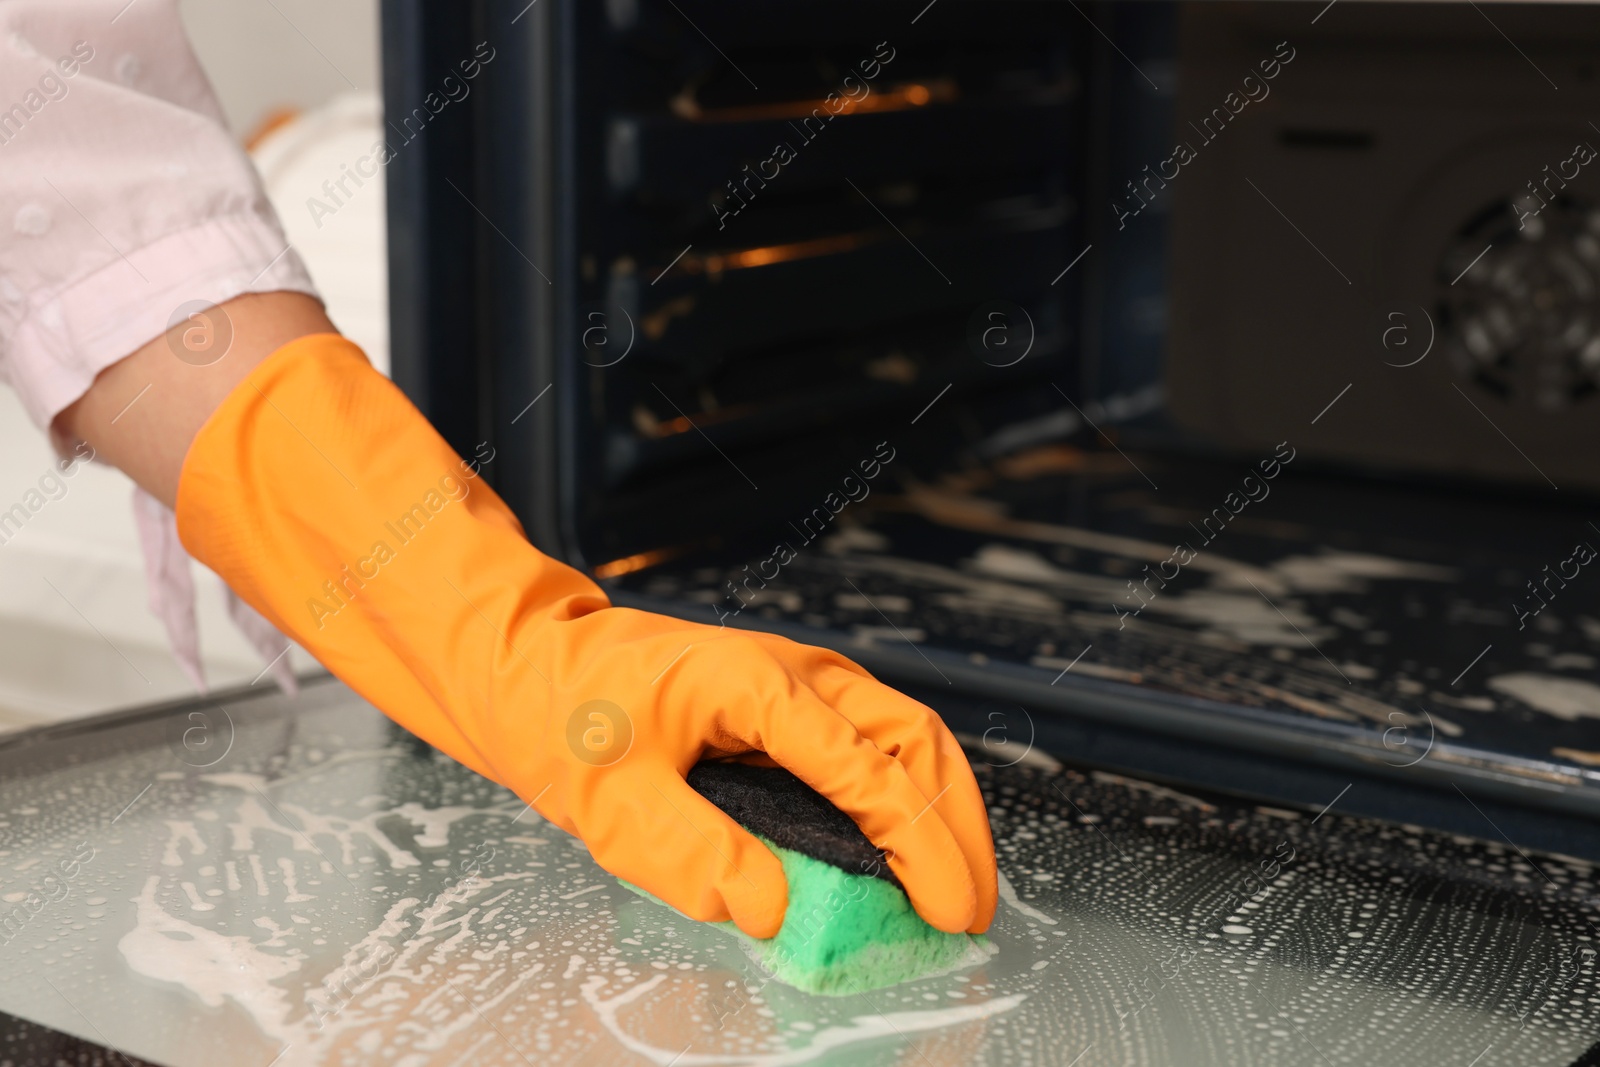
[0,0,319,460]
[56,292,335,507]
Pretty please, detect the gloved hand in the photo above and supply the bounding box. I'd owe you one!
[175,333,997,937]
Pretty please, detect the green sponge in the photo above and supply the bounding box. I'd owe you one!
[624,838,987,996]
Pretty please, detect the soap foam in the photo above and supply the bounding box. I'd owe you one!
[580,972,1025,1066]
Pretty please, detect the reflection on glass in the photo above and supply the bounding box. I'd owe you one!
[0,681,1596,1066]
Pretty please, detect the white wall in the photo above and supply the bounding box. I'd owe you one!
[178,0,380,137]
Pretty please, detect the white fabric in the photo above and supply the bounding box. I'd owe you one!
[0,0,318,690]
[132,485,299,695]
[0,0,319,427]
[130,485,202,690]
[223,575,298,695]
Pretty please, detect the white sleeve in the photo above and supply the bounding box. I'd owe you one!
[0,0,319,429]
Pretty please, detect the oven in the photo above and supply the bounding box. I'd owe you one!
[385,0,1600,857]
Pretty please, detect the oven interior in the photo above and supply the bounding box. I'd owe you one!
[383,0,1600,855]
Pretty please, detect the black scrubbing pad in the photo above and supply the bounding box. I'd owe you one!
[686,761,902,890]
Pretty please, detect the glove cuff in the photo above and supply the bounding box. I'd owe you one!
[175,331,608,783]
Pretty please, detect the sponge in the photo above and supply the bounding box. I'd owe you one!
[725,837,985,994]
[622,762,987,995]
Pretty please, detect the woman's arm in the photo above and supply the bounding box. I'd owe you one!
[0,0,320,442]
[8,0,999,940]
[57,291,333,507]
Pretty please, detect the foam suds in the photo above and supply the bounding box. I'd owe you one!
[995,870,1058,927]
[580,972,1026,1066]
[1145,590,1325,646]
[1267,551,1457,594]
[161,820,206,867]
[179,881,215,911]
[12,692,1600,1066]
[118,875,302,1030]
[1489,673,1600,721]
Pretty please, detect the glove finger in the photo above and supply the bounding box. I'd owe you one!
[808,663,999,933]
[733,633,997,932]
[580,765,788,939]
[723,671,979,934]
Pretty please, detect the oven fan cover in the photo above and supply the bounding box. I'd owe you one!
[1439,195,1600,410]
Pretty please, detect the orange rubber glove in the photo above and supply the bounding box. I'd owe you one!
[175,334,997,937]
